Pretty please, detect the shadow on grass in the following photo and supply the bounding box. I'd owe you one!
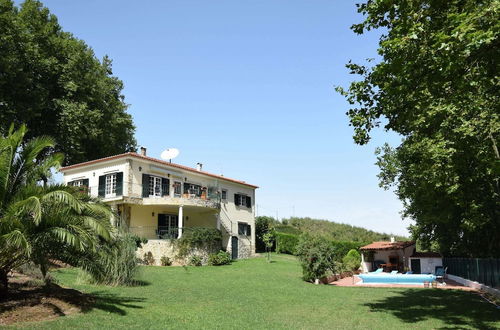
[363,288,500,329]
[1,282,145,320]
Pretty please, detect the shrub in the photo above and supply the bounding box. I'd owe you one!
[160,256,172,266]
[77,233,140,286]
[295,235,338,283]
[330,241,365,262]
[189,255,202,266]
[176,228,222,258]
[275,232,300,255]
[208,251,232,266]
[342,249,361,273]
[143,252,155,265]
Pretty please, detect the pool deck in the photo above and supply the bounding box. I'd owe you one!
[330,275,476,291]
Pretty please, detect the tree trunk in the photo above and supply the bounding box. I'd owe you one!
[0,269,8,293]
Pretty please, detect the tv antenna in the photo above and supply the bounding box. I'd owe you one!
[160,148,180,163]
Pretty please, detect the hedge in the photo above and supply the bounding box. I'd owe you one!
[275,232,300,255]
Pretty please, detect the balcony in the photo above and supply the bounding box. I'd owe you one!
[82,181,221,209]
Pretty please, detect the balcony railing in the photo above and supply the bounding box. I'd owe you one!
[74,181,221,209]
[129,226,179,240]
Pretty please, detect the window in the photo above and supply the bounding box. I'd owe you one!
[238,223,251,236]
[105,173,117,197]
[174,181,181,195]
[71,179,85,187]
[234,194,251,208]
[184,183,202,197]
[221,189,227,200]
[149,176,162,197]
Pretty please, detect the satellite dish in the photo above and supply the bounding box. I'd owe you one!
[161,148,180,162]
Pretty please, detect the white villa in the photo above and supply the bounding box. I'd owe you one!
[59,147,258,264]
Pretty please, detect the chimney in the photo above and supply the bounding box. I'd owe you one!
[196,163,203,171]
[140,147,147,156]
[390,236,395,243]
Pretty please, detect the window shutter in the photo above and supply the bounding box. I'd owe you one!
[234,194,240,206]
[184,183,190,194]
[98,175,105,197]
[246,196,251,208]
[161,178,170,196]
[246,224,251,236]
[142,174,150,197]
[116,172,123,196]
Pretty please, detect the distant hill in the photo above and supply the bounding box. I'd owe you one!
[277,217,408,243]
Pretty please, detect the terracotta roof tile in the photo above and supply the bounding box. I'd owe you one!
[59,152,258,188]
[360,241,415,251]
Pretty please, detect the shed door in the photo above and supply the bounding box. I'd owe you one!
[411,259,421,274]
[231,236,238,260]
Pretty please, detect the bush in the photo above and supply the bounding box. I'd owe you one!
[143,252,155,265]
[295,235,339,283]
[160,256,172,266]
[275,232,300,255]
[77,233,140,286]
[342,249,361,272]
[208,251,232,266]
[189,255,202,266]
[176,228,222,258]
[330,241,365,262]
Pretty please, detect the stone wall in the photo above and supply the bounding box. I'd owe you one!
[136,239,221,266]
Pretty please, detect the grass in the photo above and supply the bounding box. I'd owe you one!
[8,254,500,329]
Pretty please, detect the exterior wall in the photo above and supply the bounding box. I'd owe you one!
[61,154,257,260]
[409,257,443,274]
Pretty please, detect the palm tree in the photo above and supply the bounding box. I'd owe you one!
[0,124,113,292]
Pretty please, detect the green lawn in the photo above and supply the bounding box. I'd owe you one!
[10,254,500,329]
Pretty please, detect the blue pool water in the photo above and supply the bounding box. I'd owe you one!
[358,273,436,285]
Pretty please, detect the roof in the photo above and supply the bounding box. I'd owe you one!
[59,152,259,189]
[360,241,415,251]
[410,251,442,258]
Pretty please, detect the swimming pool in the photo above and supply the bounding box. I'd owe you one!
[358,273,436,285]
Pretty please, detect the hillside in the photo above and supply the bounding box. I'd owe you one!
[278,217,408,243]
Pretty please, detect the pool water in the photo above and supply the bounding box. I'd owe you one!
[358,273,436,285]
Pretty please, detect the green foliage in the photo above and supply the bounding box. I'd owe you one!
[189,255,202,267]
[330,241,365,263]
[295,235,339,282]
[274,225,302,235]
[283,217,406,242]
[76,232,140,286]
[143,252,155,266]
[160,256,172,266]
[338,1,500,257]
[255,216,278,252]
[275,232,299,255]
[207,251,232,266]
[342,249,361,273]
[262,230,275,262]
[175,228,222,258]
[0,124,114,292]
[0,0,136,165]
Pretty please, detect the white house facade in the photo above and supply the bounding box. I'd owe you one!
[59,148,258,264]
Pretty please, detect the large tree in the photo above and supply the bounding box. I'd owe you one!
[0,0,136,165]
[337,1,499,257]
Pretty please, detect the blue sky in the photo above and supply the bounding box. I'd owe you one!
[34,0,409,236]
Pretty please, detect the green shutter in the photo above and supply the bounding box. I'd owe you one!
[246,224,251,236]
[246,196,251,208]
[234,194,240,206]
[98,175,105,197]
[116,172,123,196]
[184,183,190,194]
[142,174,150,197]
[161,178,170,196]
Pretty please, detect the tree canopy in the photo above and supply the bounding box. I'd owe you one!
[0,0,136,165]
[337,1,499,257]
